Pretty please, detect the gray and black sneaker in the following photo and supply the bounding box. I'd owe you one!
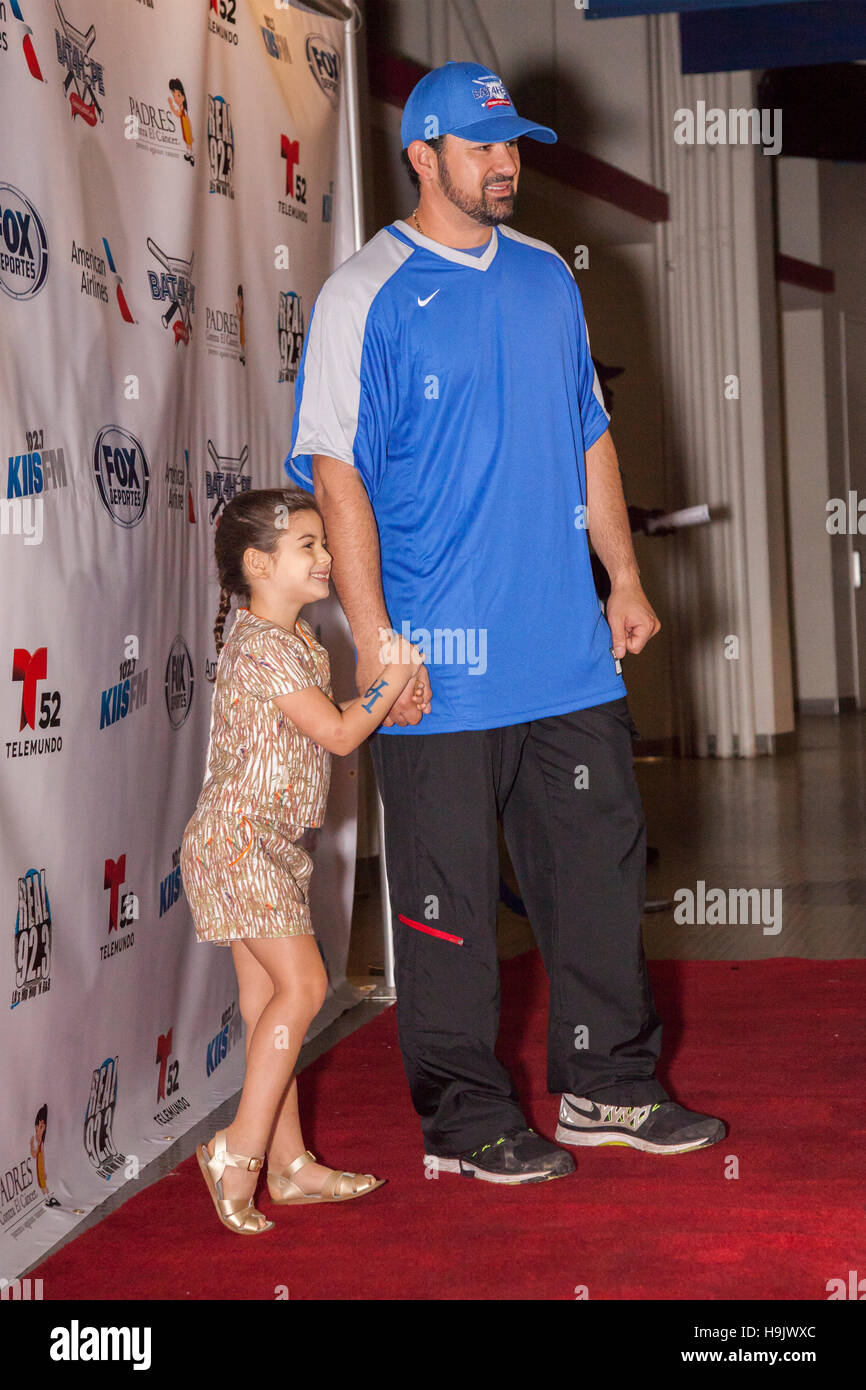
[426,1127,575,1184]
[555,1095,725,1154]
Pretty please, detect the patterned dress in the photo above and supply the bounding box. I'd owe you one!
[180,608,333,944]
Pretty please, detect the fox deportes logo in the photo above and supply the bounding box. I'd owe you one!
[11,867,51,1009]
[83,1056,125,1180]
[0,184,48,300]
[305,34,340,107]
[164,635,194,729]
[54,2,104,126]
[278,290,304,384]
[92,425,150,527]
[8,647,62,761]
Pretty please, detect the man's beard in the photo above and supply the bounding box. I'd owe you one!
[436,151,516,226]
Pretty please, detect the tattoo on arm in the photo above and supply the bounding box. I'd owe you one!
[361,677,388,713]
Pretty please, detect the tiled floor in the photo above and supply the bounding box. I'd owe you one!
[349,711,866,971]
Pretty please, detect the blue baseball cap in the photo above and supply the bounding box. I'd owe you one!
[401,61,557,149]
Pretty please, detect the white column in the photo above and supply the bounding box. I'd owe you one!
[648,15,794,757]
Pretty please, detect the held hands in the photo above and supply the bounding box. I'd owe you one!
[377,626,426,670]
[354,628,432,727]
[606,579,661,658]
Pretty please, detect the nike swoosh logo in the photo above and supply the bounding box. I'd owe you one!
[562,1098,602,1122]
[417,290,440,307]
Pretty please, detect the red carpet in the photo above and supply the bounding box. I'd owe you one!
[31,955,866,1300]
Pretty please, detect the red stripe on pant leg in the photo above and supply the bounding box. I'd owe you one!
[397,913,463,945]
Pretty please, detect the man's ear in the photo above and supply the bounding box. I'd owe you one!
[408,137,441,188]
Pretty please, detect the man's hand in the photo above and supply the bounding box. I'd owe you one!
[356,651,432,726]
[606,580,661,658]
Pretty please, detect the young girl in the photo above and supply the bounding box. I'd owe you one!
[180,487,427,1235]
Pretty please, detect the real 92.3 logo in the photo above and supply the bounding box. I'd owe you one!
[14,869,51,1001]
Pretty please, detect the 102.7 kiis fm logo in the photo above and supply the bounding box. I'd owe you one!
[8,646,62,761]
[99,634,148,732]
[7,425,68,502]
[206,999,242,1077]
[11,867,52,1009]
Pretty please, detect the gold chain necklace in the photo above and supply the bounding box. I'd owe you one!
[412,207,423,235]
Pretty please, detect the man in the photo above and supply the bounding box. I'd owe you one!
[286,61,724,1183]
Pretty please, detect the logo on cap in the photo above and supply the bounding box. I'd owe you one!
[472,76,512,110]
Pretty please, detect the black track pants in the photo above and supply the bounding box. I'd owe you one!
[368,697,666,1157]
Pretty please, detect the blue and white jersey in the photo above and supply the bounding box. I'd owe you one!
[286,218,626,735]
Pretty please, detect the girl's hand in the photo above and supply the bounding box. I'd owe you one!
[377,626,425,669]
[409,677,432,714]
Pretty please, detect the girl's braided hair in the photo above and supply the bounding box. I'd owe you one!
[210,487,324,679]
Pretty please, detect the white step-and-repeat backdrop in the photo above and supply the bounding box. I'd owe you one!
[0,0,359,1280]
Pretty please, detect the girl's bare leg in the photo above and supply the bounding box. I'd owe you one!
[205,935,326,1221]
[226,939,345,1196]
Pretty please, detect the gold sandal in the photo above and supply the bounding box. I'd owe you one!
[267,1150,386,1205]
[197,1130,275,1235]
